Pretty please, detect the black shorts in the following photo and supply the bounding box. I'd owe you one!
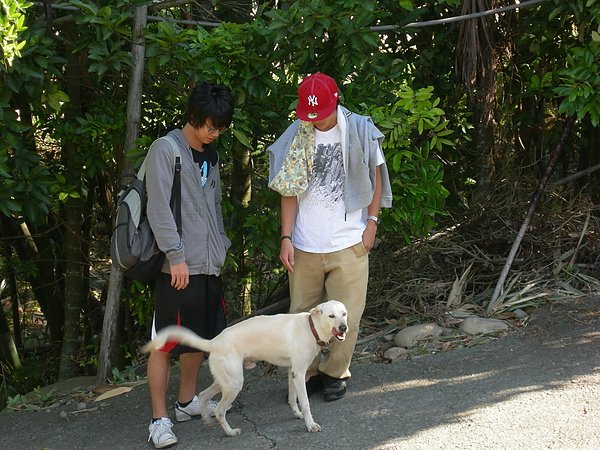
[152,272,227,355]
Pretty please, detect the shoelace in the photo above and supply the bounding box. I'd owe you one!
[148,419,173,443]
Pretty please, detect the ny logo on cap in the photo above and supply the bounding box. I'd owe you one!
[307,95,318,107]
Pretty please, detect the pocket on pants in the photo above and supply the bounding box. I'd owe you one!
[350,241,369,258]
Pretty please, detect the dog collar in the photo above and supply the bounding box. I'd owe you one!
[308,316,328,347]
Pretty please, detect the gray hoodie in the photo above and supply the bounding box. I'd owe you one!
[268,106,393,212]
[146,129,231,276]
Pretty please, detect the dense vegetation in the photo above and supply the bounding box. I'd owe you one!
[1,0,598,409]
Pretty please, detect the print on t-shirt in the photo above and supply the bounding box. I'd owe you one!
[306,141,344,208]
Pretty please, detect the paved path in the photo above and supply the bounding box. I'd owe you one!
[1,296,599,449]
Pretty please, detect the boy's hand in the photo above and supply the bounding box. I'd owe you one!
[170,261,189,290]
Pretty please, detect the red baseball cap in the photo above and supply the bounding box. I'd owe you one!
[295,72,339,122]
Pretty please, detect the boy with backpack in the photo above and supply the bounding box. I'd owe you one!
[144,81,234,448]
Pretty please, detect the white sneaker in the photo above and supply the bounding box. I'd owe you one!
[148,417,177,449]
[174,395,218,422]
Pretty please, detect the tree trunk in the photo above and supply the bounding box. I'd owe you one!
[58,21,86,380]
[8,95,65,345]
[0,216,64,344]
[229,142,252,315]
[4,250,22,349]
[589,123,600,203]
[58,196,86,380]
[0,301,21,370]
[472,86,497,194]
[456,0,499,196]
[97,5,148,384]
[0,273,21,369]
[578,118,600,200]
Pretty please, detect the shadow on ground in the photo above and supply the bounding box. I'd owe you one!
[1,296,599,449]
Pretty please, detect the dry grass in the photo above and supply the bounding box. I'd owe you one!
[363,185,600,341]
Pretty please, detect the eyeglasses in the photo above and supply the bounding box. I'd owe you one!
[206,125,228,135]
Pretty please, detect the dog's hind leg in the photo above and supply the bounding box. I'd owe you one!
[198,382,221,424]
[287,368,302,419]
[211,358,243,436]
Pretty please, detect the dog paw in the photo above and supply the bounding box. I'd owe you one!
[226,428,242,436]
[289,404,303,419]
[306,422,322,432]
[201,415,212,425]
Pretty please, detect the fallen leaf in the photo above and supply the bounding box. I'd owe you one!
[94,386,132,402]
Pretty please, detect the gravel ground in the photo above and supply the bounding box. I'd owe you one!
[1,295,599,450]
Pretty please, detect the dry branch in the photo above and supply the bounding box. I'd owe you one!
[487,117,575,314]
[546,162,600,191]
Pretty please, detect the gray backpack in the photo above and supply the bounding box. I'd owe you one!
[110,136,181,282]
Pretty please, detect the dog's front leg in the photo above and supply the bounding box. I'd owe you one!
[291,368,321,432]
[287,368,302,419]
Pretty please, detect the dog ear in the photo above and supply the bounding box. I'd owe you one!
[309,304,323,317]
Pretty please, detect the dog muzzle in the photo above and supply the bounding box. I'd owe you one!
[332,324,347,341]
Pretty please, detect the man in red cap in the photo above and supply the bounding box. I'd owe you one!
[267,72,393,401]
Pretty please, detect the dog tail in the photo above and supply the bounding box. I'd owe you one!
[140,325,213,354]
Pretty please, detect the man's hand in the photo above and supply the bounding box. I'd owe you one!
[362,221,378,252]
[279,239,295,273]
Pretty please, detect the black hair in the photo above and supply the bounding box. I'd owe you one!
[185,81,234,129]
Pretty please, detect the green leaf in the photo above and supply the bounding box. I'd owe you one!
[362,32,380,47]
[98,6,112,18]
[399,0,414,11]
[303,18,315,33]
[232,128,253,149]
[70,0,98,15]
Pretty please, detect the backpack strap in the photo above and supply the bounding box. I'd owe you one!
[134,151,150,182]
[160,135,182,237]
[130,135,182,235]
[160,135,182,163]
[135,135,181,180]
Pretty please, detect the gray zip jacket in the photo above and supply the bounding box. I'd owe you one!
[268,106,393,211]
[146,129,231,276]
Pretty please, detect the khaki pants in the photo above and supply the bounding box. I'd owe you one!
[289,242,369,379]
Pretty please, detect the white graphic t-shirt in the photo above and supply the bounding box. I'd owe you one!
[293,124,383,253]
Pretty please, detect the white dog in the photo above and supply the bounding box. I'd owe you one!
[142,299,348,436]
